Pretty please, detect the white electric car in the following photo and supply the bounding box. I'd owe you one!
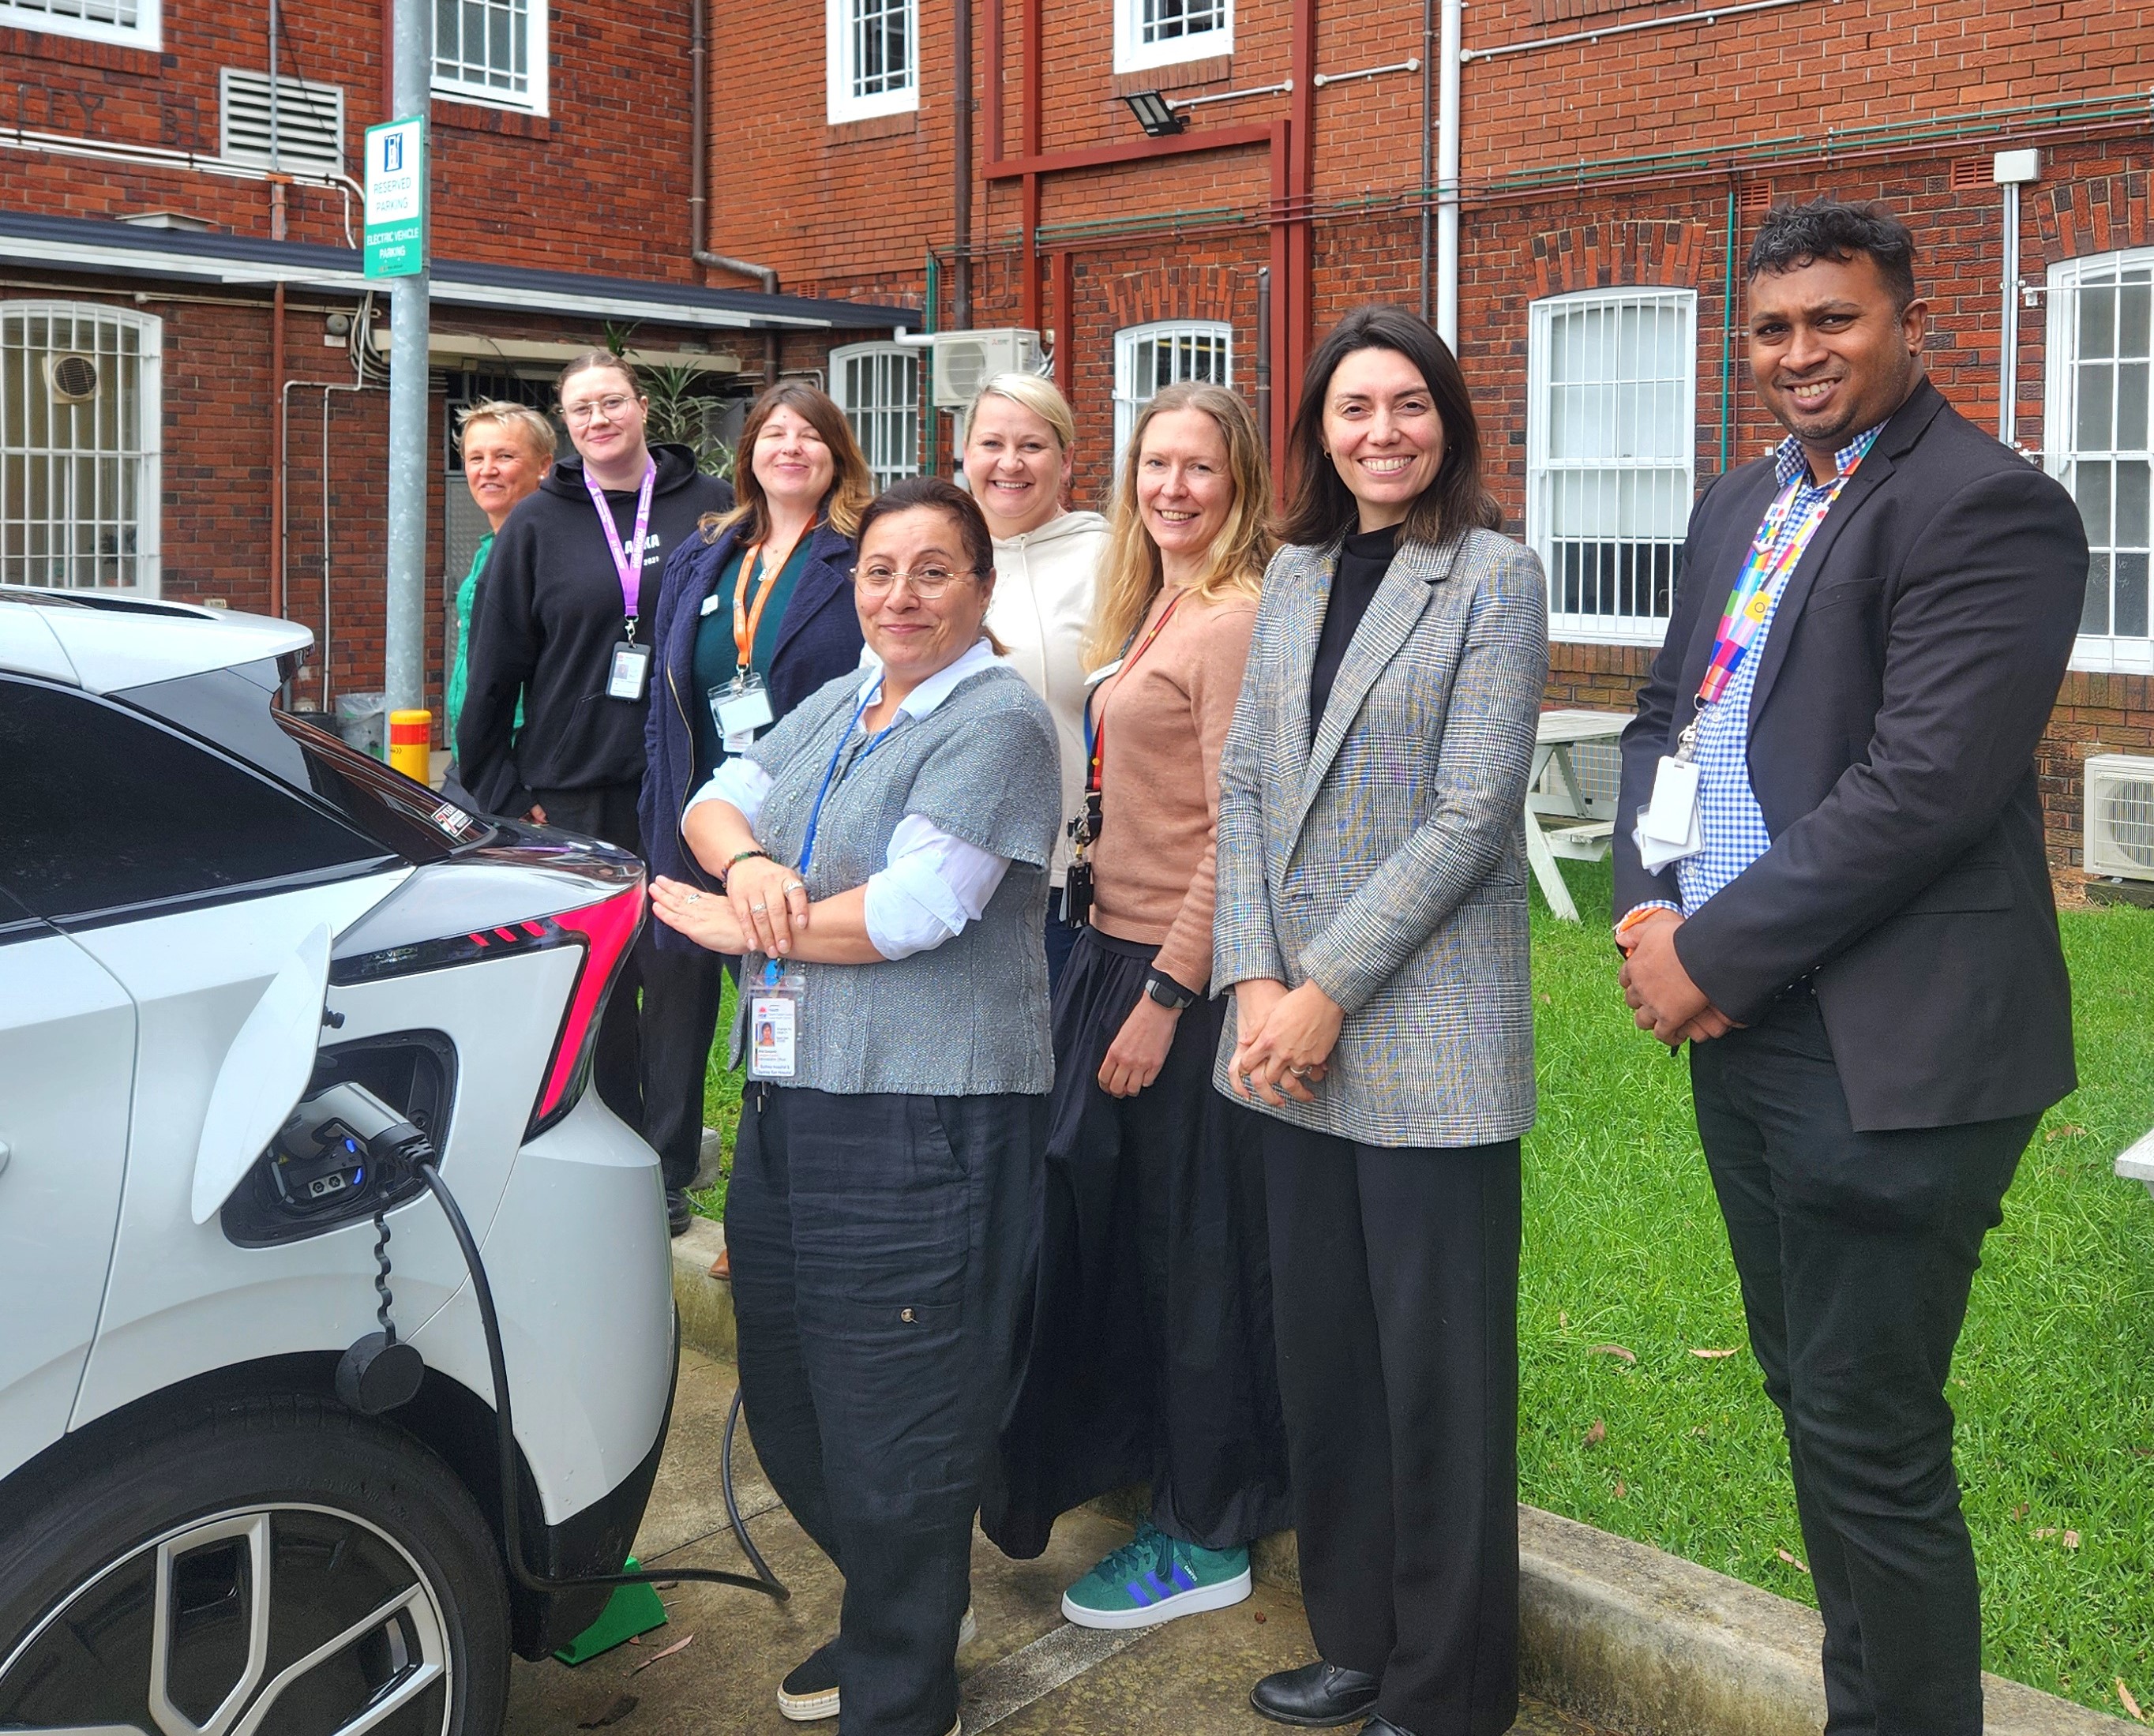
[0,589,677,1733]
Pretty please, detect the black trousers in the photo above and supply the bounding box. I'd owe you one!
[984,929,1291,1558]
[1262,1123,1521,1736]
[532,781,722,1190]
[728,1085,1043,1736]
[1690,989,2036,1736]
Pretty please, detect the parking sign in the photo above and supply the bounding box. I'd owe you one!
[363,117,426,279]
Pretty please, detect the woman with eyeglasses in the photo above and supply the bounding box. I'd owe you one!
[649,477,1060,1736]
[460,351,734,1235]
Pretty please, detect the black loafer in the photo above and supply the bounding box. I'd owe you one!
[1250,1660,1382,1727]
[666,1188,693,1238]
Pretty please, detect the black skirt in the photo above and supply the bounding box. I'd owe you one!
[981,927,1293,1558]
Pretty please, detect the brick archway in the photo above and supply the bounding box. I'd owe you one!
[1528,220,1713,298]
[2032,172,2151,264]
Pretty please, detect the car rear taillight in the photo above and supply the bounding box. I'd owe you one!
[526,883,645,1138]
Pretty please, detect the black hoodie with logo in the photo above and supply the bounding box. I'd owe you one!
[458,442,734,819]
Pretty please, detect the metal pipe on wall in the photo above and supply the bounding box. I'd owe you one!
[1999,178,2021,448]
[1420,0,1435,323]
[1435,0,1462,346]
[688,0,783,384]
[1255,265,1272,455]
[954,0,973,328]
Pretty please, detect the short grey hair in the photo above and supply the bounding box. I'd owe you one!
[457,399,558,464]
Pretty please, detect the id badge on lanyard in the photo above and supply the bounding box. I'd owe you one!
[710,673,775,754]
[588,460,657,703]
[748,958,807,1081]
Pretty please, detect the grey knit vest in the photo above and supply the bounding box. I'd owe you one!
[729,663,1062,1096]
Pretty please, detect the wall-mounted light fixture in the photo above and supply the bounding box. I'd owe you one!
[1121,91,1189,137]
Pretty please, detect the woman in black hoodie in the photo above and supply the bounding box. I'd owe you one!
[460,351,735,1235]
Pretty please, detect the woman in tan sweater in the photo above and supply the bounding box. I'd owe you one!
[984,382,1292,1629]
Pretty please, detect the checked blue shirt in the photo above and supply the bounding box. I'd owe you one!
[1645,423,1885,919]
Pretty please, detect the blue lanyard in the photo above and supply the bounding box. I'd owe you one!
[797,685,902,875]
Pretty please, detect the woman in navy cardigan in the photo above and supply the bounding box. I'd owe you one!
[643,382,876,913]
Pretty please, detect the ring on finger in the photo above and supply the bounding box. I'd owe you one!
[750,902,769,913]
[1288,1064,1313,1080]
[786,881,805,894]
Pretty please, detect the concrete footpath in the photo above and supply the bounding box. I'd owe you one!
[508,1220,2133,1736]
[505,1344,1611,1736]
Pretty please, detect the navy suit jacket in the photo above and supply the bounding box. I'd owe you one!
[640,514,863,932]
[1612,378,2088,1131]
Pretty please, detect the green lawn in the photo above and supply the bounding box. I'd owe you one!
[693,865,2154,1713]
[1523,859,2154,1716]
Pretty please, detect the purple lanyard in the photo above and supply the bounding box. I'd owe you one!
[584,459,657,628]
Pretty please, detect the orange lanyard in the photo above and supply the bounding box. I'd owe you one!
[731,544,785,675]
[1086,588,1186,794]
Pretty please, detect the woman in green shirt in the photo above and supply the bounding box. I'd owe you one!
[445,399,555,743]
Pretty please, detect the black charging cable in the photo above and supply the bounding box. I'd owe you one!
[412,1160,788,1604]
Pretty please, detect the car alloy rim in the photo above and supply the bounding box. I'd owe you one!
[0,1502,452,1736]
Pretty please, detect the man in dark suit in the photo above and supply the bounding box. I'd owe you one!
[1613,199,2087,1735]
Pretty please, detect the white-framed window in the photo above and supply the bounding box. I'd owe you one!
[219,71,347,174]
[831,343,921,489]
[0,302,162,594]
[1113,320,1232,460]
[2046,249,2153,675]
[1114,0,1232,73]
[433,0,548,114]
[1526,288,1697,644]
[0,0,156,51]
[826,0,918,125]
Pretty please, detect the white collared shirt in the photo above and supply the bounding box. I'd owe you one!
[685,638,1013,959]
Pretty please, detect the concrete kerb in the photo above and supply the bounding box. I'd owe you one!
[668,1230,2130,1736]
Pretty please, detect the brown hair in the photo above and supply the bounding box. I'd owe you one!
[555,350,644,401]
[699,381,876,546]
[1086,382,1274,670]
[854,476,1005,654]
[1279,304,1503,549]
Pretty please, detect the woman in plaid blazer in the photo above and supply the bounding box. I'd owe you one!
[1218,306,1548,1736]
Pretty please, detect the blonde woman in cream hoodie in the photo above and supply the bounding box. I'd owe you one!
[965,373,1109,988]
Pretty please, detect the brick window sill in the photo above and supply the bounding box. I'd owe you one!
[431,98,555,139]
[0,24,164,74]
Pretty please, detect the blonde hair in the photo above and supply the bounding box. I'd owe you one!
[1086,382,1274,670]
[699,381,876,546]
[457,399,557,465]
[965,371,1075,452]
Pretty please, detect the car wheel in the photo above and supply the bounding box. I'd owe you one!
[0,1393,509,1735]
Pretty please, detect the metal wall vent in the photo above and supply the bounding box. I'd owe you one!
[218,69,346,174]
[43,354,99,403]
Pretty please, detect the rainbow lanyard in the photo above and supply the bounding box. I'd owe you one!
[1695,432,1878,714]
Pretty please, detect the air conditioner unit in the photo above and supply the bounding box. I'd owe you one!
[43,354,99,404]
[922,329,1045,410]
[2084,753,2154,882]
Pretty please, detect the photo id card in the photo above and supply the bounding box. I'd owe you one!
[607,641,652,702]
[749,991,797,1079]
[715,678,775,737]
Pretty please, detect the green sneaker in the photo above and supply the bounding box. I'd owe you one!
[1060,1523,1251,1630]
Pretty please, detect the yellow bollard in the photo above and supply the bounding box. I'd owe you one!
[388,709,433,784]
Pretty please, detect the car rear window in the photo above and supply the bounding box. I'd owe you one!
[114,662,493,861]
[0,677,391,921]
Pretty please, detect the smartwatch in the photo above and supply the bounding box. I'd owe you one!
[1143,970,1196,1011]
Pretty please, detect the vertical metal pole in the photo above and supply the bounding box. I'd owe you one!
[384,0,431,715]
[1255,266,1273,460]
[1435,0,1462,347]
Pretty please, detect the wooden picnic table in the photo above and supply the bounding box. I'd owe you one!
[1527,708,1631,922]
